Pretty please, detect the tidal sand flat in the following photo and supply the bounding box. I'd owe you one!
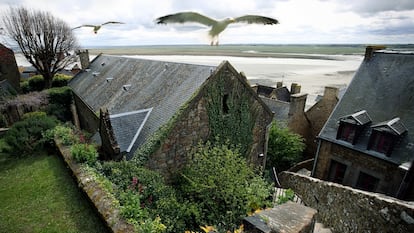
[17,44,366,106]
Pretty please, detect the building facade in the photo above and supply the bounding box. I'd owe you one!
[69,55,273,180]
[313,48,414,200]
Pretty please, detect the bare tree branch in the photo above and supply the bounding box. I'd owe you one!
[2,6,79,88]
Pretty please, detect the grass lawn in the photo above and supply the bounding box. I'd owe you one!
[0,150,110,233]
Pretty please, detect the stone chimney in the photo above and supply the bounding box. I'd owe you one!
[77,49,90,69]
[276,81,283,88]
[99,108,121,160]
[291,83,301,94]
[289,93,307,117]
[364,45,386,61]
[323,86,339,101]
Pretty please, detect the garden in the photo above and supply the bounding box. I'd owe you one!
[0,73,305,233]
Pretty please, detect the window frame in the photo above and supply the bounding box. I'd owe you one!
[355,171,380,192]
[327,160,348,184]
[367,130,396,156]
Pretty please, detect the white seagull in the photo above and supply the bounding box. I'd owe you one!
[72,21,125,34]
[156,12,279,45]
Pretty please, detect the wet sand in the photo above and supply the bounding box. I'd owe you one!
[15,48,364,107]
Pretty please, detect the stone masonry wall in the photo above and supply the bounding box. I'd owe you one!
[0,44,21,92]
[147,62,273,181]
[279,171,414,233]
[56,141,135,233]
[314,141,406,197]
[72,94,99,133]
[303,87,339,158]
[147,97,210,180]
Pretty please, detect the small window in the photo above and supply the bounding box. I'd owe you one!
[368,131,394,155]
[355,171,379,192]
[222,94,229,114]
[337,123,356,144]
[327,160,347,184]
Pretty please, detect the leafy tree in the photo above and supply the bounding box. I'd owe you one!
[266,121,305,172]
[180,142,273,232]
[2,7,78,88]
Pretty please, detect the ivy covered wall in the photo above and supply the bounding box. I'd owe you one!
[145,61,273,181]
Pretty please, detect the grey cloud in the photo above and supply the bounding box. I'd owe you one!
[332,0,414,15]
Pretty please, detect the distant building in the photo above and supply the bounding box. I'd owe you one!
[254,82,341,158]
[0,43,20,92]
[69,55,273,181]
[312,47,414,200]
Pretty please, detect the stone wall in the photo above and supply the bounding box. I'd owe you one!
[56,141,135,233]
[279,171,414,233]
[72,94,99,133]
[0,44,20,92]
[304,87,339,158]
[0,91,48,127]
[314,141,406,197]
[146,97,210,180]
[147,63,273,181]
[287,93,309,140]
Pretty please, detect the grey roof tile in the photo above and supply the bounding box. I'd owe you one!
[319,51,414,165]
[69,55,217,156]
[110,108,152,152]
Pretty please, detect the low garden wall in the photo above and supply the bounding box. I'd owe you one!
[279,171,414,233]
[56,141,135,233]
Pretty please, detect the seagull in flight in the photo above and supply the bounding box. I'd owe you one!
[156,12,279,45]
[72,21,125,34]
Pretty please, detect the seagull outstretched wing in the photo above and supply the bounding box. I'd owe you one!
[101,21,125,26]
[233,15,279,25]
[156,12,217,26]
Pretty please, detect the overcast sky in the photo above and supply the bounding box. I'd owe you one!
[1,0,414,47]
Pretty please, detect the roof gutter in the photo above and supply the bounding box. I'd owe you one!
[311,138,322,177]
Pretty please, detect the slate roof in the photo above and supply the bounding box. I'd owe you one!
[371,117,407,136]
[318,50,414,165]
[274,86,291,102]
[253,84,291,102]
[110,108,152,153]
[0,80,16,100]
[260,97,289,127]
[69,55,217,157]
[339,110,372,125]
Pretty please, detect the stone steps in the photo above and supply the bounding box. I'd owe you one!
[313,222,332,233]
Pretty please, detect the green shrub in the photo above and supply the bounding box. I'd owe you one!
[135,217,166,233]
[46,87,73,122]
[266,121,305,172]
[20,80,30,93]
[70,143,98,165]
[44,124,79,146]
[180,142,273,232]
[3,111,59,156]
[52,74,72,87]
[119,190,149,221]
[27,75,45,92]
[276,188,295,205]
[99,161,193,233]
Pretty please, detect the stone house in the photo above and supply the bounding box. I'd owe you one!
[257,83,341,159]
[69,55,273,180]
[312,48,414,200]
[0,43,20,92]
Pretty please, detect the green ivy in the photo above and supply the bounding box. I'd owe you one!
[205,70,256,156]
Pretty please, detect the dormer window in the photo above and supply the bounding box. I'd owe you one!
[368,117,407,156]
[336,110,372,144]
